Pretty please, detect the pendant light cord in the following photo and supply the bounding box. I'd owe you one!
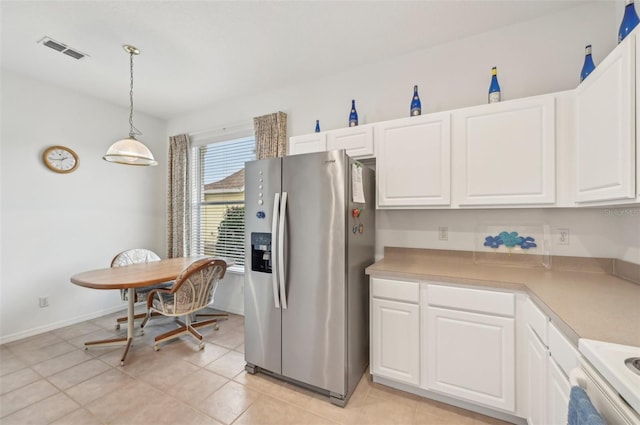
[128,50,142,138]
[129,51,135,138]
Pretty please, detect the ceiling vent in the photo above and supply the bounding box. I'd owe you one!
[38,36,89,60]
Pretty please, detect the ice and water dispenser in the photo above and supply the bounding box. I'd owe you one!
[251,232,272,273]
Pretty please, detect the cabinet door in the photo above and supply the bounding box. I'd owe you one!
[376,113,451,208]
[426,306,515,412]
[326,125,374,158]
[547,357,571,425]
[526,327,548,425]
[575,33,635,203]
[453,95,555,206]
[288,133,327,156]
[371,298,420,385]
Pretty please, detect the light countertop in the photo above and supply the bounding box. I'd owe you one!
[365,248,640,347]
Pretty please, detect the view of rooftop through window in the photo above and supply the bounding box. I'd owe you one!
[191,136,255,266]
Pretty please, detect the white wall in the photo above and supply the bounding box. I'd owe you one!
[0,70,167,343]
[168,2,639,266]
[168,2,619,137]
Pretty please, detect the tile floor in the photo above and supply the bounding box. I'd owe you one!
[0,309,512,424]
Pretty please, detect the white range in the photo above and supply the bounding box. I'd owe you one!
[578,339,640,424]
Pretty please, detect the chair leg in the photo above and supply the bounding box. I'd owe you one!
[140,311,153,329]
[195,312,229,322]
[192,318,219,332]
[153,316,219,351]
[153,326,189,350]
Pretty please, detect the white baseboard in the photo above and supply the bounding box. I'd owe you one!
[0,304,127,345]
[2,299,244,346]
[210,302,244,316]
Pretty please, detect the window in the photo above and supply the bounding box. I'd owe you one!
[190,136,255,268]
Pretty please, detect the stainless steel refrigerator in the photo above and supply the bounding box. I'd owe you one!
[244,150,375,407]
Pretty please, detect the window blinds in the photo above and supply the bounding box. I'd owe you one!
[191,136,255,266]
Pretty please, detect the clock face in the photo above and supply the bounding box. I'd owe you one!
[43,146,79,173]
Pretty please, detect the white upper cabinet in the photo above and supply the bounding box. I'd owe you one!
[289,125,374,158]
[574,32,636,203]
[288,132,326,156]
[375,113,451,208]
[326,124,374,159]
[452,95,556,206]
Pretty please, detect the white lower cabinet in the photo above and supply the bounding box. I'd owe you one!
[369,278,582,422]
[424,283,516,413]
[526,326,548,425]
[370,278,420,386]
[426,306,515,412]
[547,356,571,425]
[523,300,580,425]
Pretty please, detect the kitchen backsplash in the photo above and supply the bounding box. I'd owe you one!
[375,207,640,265]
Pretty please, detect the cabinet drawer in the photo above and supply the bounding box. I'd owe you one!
[371,277,419,303]
[548,322,580,377]
[525,298,549,345]
[427,284,514,316]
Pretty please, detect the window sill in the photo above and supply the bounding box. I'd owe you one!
[227,264,245,275]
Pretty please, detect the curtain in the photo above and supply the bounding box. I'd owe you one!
[167,134,191,258]
[253,111,287,159]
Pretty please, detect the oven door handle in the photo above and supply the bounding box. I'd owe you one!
[569,367,587,388]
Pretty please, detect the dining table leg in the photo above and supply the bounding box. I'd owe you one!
[119,287,136,366]
[83,287,136,366]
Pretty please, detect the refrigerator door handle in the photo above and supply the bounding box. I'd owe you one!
[271,192,281,309]
[278,191,288,309]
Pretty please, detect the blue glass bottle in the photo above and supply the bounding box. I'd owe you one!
[315,120,320,133]
[580,45,596,83]
[488,67,501,104]
[410,85,421,116]
[618,0,639,43]
[349,99,358,127]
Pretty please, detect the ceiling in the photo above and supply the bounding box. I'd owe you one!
[1,1,591,120]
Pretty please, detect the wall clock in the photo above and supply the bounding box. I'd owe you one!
[43,145,79,173]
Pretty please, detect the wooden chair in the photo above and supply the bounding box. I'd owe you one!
[111,249,173,330]
[142,258,227,351]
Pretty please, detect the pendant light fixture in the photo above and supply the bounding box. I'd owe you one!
[103,45,158,166]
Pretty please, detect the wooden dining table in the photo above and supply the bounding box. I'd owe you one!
[70,255,210,365]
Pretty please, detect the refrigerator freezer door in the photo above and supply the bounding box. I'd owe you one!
[244,157,283,374]
[281,150,348,396]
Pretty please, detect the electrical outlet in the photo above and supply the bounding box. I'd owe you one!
[556,228,570,245]
[39,296,49,308]
[438,226,449,241]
